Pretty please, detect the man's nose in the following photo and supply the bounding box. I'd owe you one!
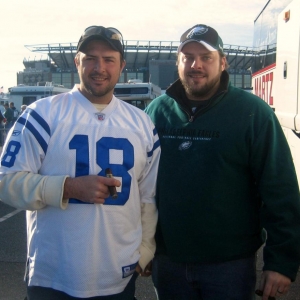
[191,58,203,69]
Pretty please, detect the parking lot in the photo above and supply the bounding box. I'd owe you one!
[1,202,300,299]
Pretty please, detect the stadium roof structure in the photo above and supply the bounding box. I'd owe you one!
[24,40,255,72]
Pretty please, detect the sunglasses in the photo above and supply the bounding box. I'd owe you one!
[78,26,124,56]
[82,26,124,44]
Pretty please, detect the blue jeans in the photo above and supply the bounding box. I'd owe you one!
[152,254,256,300]
[26,272,139,300]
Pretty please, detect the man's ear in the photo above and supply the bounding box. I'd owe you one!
[221,57,226,71]
[121,59,126,73]
[74,53,80,68]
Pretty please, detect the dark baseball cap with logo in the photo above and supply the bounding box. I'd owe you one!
[178,24,224,53]
[77,26,124,58]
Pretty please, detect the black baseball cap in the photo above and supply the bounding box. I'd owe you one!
[178,24,224,53]
[77,26,124,57]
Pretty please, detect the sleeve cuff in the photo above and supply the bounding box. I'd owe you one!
[43,175,69,209]
[138,244,155,271]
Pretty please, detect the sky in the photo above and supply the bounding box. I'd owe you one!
[0,0,268,93]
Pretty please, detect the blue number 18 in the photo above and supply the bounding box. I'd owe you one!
[69,135,134,205]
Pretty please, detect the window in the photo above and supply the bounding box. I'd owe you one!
[74,73,80,85]
[118,73,125,83]
[126,100,145,109]
[62,73,72,89]
[52,73,61,85]
[23,96,36,105]
[114,87,149,95]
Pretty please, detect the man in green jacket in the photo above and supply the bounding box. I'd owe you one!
[145,24,300,300]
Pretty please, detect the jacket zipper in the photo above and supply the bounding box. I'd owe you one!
[182,89,227,123]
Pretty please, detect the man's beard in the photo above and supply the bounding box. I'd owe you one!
[82,76,115,98]
[181,71,221,99]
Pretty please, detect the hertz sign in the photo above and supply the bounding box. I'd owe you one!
[252,63,275,106]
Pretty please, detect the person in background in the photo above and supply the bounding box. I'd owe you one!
[20,104,27,114]
[9,101,19,123]
[0,25,160,300]
[145,24,300,300]
[0,109,5,146]
[3,102,13,132]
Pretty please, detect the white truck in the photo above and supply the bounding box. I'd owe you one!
[113,80,162,109]
[1,82,70,111]
[1,80,162,112]
[252,0,300,180]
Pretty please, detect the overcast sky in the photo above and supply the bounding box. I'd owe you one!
[0,0,268,93]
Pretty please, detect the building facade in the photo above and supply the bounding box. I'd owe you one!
[18,41,254,91]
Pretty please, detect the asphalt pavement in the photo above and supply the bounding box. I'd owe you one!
[0,202,299,300]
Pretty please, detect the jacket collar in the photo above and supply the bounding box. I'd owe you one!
[166,70,229,109]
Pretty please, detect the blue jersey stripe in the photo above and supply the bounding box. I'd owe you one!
[147,139,160,158]
[17,117,48,154]
[28,109,51,136]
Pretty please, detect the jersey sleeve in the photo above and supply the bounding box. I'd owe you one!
[138,202,158,270]
[0,172,68,210]
[0,107,68,210]
[138,120,161,204]
[137,117,161,269]
[0,108,49,175]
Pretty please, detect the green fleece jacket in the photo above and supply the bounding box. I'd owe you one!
[145,71,300,281]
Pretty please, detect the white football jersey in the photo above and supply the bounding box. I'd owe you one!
[0,86,160,297]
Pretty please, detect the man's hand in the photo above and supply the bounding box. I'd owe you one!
[63,175,121,204]
[136,261,152,277]
[258,270,291,300]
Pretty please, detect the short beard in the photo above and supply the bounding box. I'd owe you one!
[181,72,221,99]
[82,78,115,98]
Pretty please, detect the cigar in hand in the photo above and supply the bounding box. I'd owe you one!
[255,289,276,300]
[105,168,118,199]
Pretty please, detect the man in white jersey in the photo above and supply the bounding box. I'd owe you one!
[0,26,160,300]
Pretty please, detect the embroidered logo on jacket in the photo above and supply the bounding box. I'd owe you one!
[179,141,192,150]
